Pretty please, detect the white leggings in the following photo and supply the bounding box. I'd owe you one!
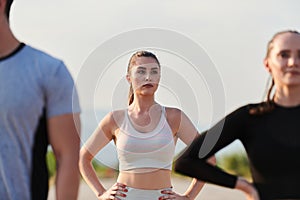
[118,186,173,200]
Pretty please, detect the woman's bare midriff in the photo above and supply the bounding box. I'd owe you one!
[117,168,172,189]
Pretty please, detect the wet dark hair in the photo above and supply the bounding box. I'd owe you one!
[250,30,300,115]
[5,0,14,19]
[127,51,160,105]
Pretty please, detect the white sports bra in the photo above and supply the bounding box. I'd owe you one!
[116,107,175,172]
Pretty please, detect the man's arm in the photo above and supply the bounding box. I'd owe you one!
[48,113,81,200]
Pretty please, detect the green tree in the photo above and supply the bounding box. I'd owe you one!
[217,152,252,180]
[46,151,56,178]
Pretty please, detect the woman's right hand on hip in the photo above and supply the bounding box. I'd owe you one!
[98,183,128,200]
[235,177,260,200]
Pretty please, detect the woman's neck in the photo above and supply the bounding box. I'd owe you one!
[129,96,157,113]
[274,85,300,106]
[127,97,162,131]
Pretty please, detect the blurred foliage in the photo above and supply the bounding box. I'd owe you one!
[47,150,251,183]
[217,152,252,180]
[46,151,56,178]
[92,160,118,178]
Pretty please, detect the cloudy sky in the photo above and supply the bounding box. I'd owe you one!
[9,0,300,156]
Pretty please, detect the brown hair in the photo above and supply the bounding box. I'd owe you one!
[127,51,160,105]
[250,30,300,115]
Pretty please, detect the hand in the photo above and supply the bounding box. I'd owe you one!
[159,189,191,200]
[235,177,260,200]
[98,183,127,200]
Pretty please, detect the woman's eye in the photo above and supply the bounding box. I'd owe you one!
[137,70,145,74]
[151,70,158,74]
[279,51,290,58]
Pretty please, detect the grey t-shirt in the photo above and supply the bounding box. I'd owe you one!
[0,44,80,200]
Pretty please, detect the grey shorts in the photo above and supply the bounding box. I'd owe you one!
[118,186,173,200]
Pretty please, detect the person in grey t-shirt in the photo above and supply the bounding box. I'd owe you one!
[0,0,81,199]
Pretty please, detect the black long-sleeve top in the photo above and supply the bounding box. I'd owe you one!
[175,103,300,200]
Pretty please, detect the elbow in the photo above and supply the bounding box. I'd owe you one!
[207,156,217,165]
[79,147,93,172]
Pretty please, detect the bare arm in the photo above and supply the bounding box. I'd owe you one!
[174,106,260,199]
[48,113,81,200]
[166,109,215,199]
[235,177,259,200]
[79,112,116,197]
[175,110,208,199]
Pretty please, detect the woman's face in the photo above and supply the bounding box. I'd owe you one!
[127,56,161,96]
[265,32,300,88]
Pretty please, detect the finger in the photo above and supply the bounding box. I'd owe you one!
[115,191,127,197]
[110,190,117,195]
[113,184,127,191]
[163,194,176,200]
[167,194,176,199]
[116,182,127,188]
[109,195,121,200]
[111,185,127,192]
[112,182,126,189]
[158,195,170,200]
[161,190,168,194]
[161,190,174,195]
[110,190,127,197]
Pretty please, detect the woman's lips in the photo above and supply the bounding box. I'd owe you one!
[286,71,300,75]
[142,83,154,88]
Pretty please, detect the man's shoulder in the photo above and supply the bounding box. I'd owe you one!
[23,45,64,66]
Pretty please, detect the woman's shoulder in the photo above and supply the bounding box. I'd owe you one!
[110,109,126,117]
[225,102,265,120]
[101,109,126,128]
[164,106,182,117]
[164,106,187,125]
[239,102,267,114]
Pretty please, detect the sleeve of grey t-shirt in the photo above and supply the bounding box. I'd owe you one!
[44,61,81,118]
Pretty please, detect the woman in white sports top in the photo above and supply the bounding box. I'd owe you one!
[79,51,213,200]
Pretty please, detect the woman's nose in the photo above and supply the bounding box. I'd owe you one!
[288,55,299,67]
[145,73,151,81]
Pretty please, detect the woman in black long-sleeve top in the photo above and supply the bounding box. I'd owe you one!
[175,30,300,200]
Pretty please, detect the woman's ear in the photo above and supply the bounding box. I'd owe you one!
[126,73,131,83]
[264,58,272,73]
